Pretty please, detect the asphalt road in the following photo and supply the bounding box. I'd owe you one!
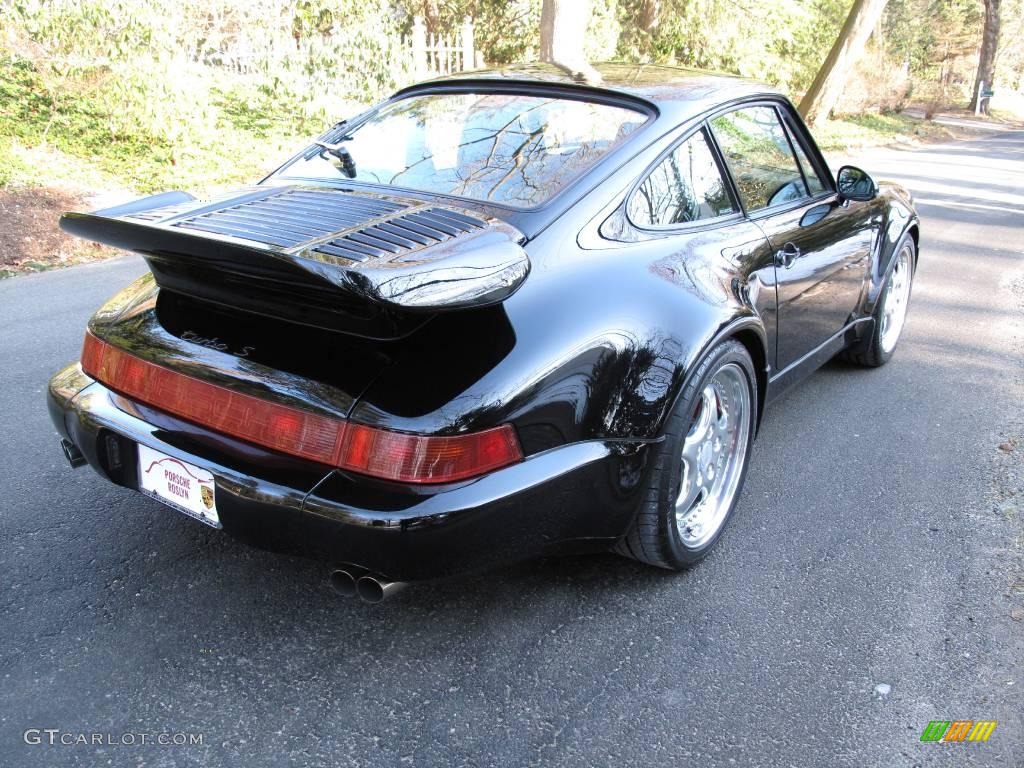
[2,130,1023,768]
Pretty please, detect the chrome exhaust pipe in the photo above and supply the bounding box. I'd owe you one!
[328,565,367,597]
[356,574,407,604]
[61,439,87,469]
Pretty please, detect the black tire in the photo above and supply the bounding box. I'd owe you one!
[841,234,916,367]
[615,339,757,570]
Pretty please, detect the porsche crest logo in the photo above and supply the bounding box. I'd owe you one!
[200,485,214,509]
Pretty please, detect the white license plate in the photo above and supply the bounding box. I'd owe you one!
[138,444,221,528]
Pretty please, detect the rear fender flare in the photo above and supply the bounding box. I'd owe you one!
[589,313,769,445]
[662,316,770,439]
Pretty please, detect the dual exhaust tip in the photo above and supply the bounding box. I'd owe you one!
[61,439,87,469]
[329,567,406,603]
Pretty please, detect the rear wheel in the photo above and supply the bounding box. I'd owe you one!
[842,236,916,367]
[616,340,756,569]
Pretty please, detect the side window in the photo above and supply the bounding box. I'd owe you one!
[627,129,734,227]
[783,118,829,196]
[710,106,808,212]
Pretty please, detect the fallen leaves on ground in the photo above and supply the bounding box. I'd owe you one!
[0,186,117,277]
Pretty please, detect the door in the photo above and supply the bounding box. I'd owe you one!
[622,125,779,353]
[709,104,874,372]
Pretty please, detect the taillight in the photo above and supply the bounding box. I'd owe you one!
[338,422,523,483]
[80,332,522,483]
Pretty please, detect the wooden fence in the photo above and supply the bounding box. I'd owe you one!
[202,16,480,80]
[406,17,481,78]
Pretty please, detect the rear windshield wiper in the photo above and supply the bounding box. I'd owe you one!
[302,121,348,158]
[314,139,357,178]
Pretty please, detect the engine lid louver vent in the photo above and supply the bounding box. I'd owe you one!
[311,207,486,263]
[123,188,248,223]
[172,189,409,250]
[60,184,530,318]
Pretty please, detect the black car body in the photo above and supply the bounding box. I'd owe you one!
[48,64,919,590]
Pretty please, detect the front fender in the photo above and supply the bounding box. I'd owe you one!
[865,182,919,313]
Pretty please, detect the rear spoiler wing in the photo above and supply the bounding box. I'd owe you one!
[59,186,530,312]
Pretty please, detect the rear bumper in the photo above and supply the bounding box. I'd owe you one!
[48,365,649,581]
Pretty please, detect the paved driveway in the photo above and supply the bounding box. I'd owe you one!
[2,130,1022,767]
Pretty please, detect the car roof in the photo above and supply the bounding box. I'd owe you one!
[394,62,784,124]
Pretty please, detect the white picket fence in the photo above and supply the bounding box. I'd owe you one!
[405,17,481,78]
[206,16,480,79]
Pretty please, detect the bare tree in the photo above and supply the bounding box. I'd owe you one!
[540,0,601,84]
[969,0,1001,114]
[798,0,889,126]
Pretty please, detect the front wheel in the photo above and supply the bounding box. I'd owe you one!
[615,340,757,569]
[843,236,916,367]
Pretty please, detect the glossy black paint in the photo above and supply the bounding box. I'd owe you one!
[60,187,532,338]
[756,196,876,372]
[49,369,646,580]
[49,64,919,581]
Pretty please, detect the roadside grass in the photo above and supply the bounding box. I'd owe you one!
[813,111,967,152]
[0,55,362,276]
[0,56,336,195]
[987,89,1024,125]
[984,107,1024,127]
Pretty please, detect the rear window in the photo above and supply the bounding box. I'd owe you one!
[278,92,647,208]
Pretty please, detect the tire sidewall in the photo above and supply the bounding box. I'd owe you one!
[656,340,757,566]
[872,234,917,364]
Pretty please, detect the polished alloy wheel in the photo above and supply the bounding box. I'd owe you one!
[675,363,751,549]
[879,245,913,354]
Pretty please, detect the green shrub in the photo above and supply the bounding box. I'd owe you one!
[1,0,401,193]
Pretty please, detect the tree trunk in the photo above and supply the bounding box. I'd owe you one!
[638,0,660,56]
[798,0,889,126]
[420,0,441,36]
[640,0,660,36]
[540,0,601,84]
[969,0,1001,114]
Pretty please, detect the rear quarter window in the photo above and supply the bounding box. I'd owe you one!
[627,129,735,227]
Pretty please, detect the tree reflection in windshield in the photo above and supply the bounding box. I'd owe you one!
[280,93,646,207]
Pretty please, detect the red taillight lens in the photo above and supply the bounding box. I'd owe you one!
[80,332,522,483]
[81,333,345,464]
[338,422,523,484]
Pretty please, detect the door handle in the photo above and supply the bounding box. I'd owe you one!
[775,242,801,268]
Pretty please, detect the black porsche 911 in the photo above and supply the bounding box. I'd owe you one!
[49,64,918,601]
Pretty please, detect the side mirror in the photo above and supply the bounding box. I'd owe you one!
[836,165,877,202]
